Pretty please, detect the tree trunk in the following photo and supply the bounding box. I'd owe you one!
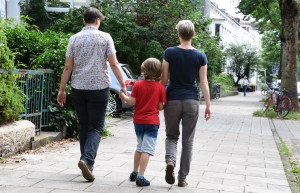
[279,0,299,112]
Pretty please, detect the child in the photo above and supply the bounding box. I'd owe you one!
[119,58,166,187]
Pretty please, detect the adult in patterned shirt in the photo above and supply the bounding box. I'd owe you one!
[57,7,126,182]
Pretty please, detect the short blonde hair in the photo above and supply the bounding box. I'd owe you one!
[141,58,162,81]
[175,20,195,41]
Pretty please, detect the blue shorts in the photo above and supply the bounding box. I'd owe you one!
[134,124,159,156]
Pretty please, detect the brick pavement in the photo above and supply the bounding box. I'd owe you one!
[0,92,293,193]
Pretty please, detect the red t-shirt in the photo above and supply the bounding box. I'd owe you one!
[131,80,166,125]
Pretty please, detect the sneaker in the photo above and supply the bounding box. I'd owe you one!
[129,171,138,181]
[165,161,175,184]
[78,160,95,182]
[136,176,150,186]
[178,179,188,187]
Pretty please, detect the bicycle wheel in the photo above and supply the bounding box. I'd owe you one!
[277,97,292,118]
[262,97,271,111]
[261,89,267,95]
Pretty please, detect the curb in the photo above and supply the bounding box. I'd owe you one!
[31,131,63,150]
[269,118,299,193]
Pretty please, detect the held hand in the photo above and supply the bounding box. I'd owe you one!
[57,90,66,107]
[119,90,126,100]
[204,107,211,121]
[120,86,127,95]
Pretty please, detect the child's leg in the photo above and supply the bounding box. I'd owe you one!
[138,152,150,176]
[134,151,142,172]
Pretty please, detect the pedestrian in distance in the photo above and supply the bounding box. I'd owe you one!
[242,76,249,96]
[119,58,167,187]
[56,7,126,182]
[161,20,211,187]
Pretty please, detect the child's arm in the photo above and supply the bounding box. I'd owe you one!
[119,91,136,105]
[158,102,164,111]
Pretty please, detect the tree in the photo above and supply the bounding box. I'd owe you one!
[225,44,259,85]
[260,31,281,83]
[238,0,299,111]
[20,0,50,31]
[279,0,299,111]
[49,0,221,76]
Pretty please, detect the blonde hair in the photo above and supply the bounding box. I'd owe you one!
[141,58,162,81]
[175,20,195,41]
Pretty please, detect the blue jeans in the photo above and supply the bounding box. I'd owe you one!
[243,85,247,96]
[134,124,159,156]
[72,87,109,170]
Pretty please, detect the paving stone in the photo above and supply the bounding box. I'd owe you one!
[0,176,41,187]
[0,185,52,193]
[85,184,141,193]
[33,179,92,191]
[197,182,244,192]
[246,176,289,186]
[0,92,293,193]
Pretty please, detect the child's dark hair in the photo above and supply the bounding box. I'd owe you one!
[141,58,162,81]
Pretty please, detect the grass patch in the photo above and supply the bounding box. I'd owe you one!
[291,163,300,189]
[253,109,278,119]
[278,135,300,190]
[286,112,300,120]
[253,109,300,120]
[102,127,112,137]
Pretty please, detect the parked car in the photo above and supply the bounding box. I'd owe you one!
[107,62,137,115]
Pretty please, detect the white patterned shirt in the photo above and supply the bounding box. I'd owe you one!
[66,26,116,90]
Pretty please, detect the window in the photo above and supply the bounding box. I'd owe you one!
[45,0,93,11]
[215,24,221,36]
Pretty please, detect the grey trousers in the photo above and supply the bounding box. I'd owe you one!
[164,99,199,180]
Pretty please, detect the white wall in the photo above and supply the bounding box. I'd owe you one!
[7,0,20,22]
[0,0,6,18]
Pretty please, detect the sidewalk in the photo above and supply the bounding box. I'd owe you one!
[0,92,294,193]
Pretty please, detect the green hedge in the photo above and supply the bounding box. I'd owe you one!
[212,73,235,92]
[0,20,24,124]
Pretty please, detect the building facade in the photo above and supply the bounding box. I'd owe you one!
[204,0,261,84]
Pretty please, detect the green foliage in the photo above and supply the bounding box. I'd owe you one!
[253,109,300,120]
[290,161,300,190]
[3,19,70,74]
[48,88,79,138]
[260,31,281,82]
[3,19,75,133]
[238,0,281,32]
[225,44,259,85]
[20,0,50,31]
[0,20,24,124]
[253,109,278,119]
[196,34,224,82]
[212,73,234,92]
[49,0,221,75]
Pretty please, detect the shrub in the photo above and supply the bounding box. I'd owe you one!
[0,20,24,124]
[212,73,234,92]
[3,19,77,134]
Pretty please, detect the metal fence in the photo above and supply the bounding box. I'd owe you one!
[0,69,55,135]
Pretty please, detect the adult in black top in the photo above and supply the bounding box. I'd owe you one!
[161,20,211,187]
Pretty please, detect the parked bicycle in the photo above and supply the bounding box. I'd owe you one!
[212,84,221,99]
[262,88,292,118]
